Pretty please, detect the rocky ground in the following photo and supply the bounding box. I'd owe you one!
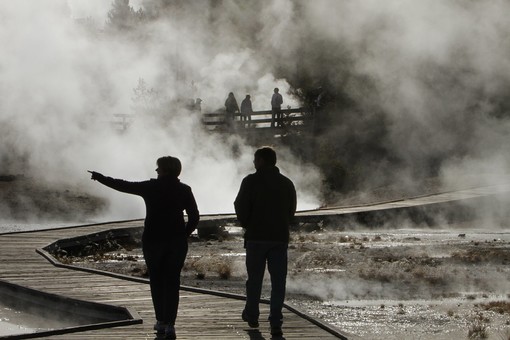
[66,225,510,340]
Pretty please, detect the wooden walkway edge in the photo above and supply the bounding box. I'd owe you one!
[2,184,509,339]
[36,246,347,340]
[0,220,348,340]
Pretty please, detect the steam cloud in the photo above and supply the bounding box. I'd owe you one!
[0,0,319,219]
[1,1,510,220]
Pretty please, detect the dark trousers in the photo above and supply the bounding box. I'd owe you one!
[143,239,188,325]
[271,107,282,127]
[244,241,288,327]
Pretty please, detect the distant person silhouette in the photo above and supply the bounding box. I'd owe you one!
[240,94,253,126]
[271,88,283,127]
[88,156,199,340]
[225,92,240,126]
[234,147,297,338]
[194,98,202,113]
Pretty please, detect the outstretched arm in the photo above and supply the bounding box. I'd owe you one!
[88,170,146,196]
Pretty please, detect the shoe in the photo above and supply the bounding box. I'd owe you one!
[165,325,176,339]
[153,321,168,335]
[270,325,283,337]
[242,311,259,328]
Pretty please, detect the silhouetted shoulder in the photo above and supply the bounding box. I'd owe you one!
[280,173,294,184]
[179,182,193,191]
[153,178,194,192]
[241,173,258,184]
[244,173,257,180]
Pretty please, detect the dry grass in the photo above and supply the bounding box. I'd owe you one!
[467,312,490,339]
[478,301,510,315]
[293,250,345,269]
[185,256,234,280]
[396,303,405,315]
[357,256,448,287]
[358,266,393,283]
[217,262,232,279]
[411,267,448,285]
[452,247,510,264]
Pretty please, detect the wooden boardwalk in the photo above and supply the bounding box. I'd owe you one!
[301,184,510,215]
[2,183,509,339]
[0,220,346,339]
[113,107,312,132]
[201,107,312,131]
[293,183,510,228]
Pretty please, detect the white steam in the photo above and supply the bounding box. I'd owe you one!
[301,0,510,188]
[0,1,318,220]
[2,0,510,221]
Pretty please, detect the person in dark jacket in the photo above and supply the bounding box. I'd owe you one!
[240,94,253,126]
[270,88,283,127]
[234,147,296,338]
[225,92,240,125]
[88,156,199,340]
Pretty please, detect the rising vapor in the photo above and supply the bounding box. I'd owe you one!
[1,0,509,221]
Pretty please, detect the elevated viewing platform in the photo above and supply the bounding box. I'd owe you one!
[201,107,313,131]
[111,107,316,135]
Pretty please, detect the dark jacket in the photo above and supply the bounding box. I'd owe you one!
[96,176,199,244]
[234,166,296,243]
[225,96,239,113]
[271,92,283,109]
[240,98,253,115]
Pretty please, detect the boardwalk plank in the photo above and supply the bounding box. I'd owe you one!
[0,222,344,339]
[3,185,508,339]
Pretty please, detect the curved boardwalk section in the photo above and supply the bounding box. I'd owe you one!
[0,221,345,339]
[3,185,506,339]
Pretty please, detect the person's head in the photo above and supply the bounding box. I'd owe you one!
[156,156,181,178]
[228,92,234,97]
[254,147,277,170]
[246,94,250,99]
[274,88,279,93]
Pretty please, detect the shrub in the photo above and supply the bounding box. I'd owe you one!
[468,312,489,339]
[217,263,232,280]
[479,301,510,315]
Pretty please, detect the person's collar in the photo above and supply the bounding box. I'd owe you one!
[256,165,279,174]
[157,175,180,182]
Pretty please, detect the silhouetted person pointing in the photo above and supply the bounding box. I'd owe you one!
[89,156,199,339]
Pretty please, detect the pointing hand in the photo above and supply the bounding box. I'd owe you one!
[87,170,104,181]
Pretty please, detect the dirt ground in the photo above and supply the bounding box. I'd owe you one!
[68,225,510,340]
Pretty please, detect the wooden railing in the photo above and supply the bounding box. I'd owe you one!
[201,107,313,129]
[111,107,314,132]
[112,113,134,131]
